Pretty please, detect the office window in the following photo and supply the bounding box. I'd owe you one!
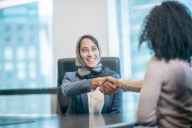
[0,0,53,114]
[28,46,36,59]
[4,62,13,71]
[16,46,26,60]
[0,95,51,114]
[4,47,13,60]
[108,0,192,117]
[5,25,11,32]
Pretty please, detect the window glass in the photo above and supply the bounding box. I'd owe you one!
[28,46,36,59]
[16,62,26,70]
[0,0,53,88]
[29,70,36,79]
[29,62,36,70]
[17,70,26,80]
[4,47,13,60]
[0,0,53,114]
[4,62,13,71]
[0,95,51,114]
[16,46,26,60]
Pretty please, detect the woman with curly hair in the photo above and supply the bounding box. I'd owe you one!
[136,1,192,127]
[100,1,192,127]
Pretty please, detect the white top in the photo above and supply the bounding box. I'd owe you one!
[87,87,104,114]
[137,56,192,127]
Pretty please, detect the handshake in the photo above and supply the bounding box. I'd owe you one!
[99,76,120,95]
[90,77,142,94]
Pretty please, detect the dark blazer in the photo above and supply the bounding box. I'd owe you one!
[61,72,123,114]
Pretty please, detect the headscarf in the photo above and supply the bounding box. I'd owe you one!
[75,35,102,77]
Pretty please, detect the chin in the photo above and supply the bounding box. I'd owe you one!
[88,66,95,68]
[87,64,97,68]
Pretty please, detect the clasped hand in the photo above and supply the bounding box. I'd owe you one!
[92,76,119,95]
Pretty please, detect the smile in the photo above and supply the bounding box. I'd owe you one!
[86,58,96,62]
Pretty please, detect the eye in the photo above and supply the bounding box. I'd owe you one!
[82,49,88,52]
[92,47,97,51]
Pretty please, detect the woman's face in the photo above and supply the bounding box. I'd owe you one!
[80,38,99,68]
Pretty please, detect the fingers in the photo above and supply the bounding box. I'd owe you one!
[106,76,118,85]
[99,87,105,93]
[103,81,117,90]
[102,81,118,95]
[91,77,107,89]
[97,76,119,95]
[99,77,107,84]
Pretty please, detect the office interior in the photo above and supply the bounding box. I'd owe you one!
[0,0,191,120]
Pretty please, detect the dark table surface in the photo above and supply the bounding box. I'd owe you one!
[0,114,138,128]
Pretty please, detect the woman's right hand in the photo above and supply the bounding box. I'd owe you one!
[90,77,106,89]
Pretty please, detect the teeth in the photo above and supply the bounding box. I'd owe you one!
[87,58,95,61]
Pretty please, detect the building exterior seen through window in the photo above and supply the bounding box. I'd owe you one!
[0,1,53,89]
[0,0,53,114]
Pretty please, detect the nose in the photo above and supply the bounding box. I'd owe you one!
[87,50,93,56]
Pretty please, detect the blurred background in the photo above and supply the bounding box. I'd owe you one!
[0,0,191,118]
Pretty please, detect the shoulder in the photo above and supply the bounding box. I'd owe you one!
[146,56,166,80]
[147,56,164,69]
[102,67,120,78]
[64,72,79,80]
[148,56,160,64]
[65,72,76,75]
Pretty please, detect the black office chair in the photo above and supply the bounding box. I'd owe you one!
[56,57,121,114]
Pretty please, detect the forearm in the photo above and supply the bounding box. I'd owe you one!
[118,79,142,92]
[62,79,92,97]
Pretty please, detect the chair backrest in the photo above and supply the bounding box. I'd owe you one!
[56,57,121,114]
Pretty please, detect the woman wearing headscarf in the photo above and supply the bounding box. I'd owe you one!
[61,35,123,114]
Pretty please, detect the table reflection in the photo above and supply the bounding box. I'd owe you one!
[58,114,135,128]
[1,114,137,128]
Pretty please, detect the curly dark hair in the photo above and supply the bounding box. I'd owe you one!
[139,1,192,62]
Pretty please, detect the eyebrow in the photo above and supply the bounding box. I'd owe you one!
[81,46,97,49]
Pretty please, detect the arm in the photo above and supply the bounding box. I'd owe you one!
[62,72,105,97]
[118,79,142,92]
[136,58,163,126]
[61,72,92,97]
[101,77,142,94]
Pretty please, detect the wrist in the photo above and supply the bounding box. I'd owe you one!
[90,78,97,89]
[117,79,122,88]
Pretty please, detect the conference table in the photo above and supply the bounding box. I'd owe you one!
[0,114,138,128]
[0,88,139,127]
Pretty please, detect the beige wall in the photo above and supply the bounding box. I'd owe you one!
[53,0,108,59]
[52,0,109,113]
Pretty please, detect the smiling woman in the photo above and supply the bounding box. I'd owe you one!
[61,35,123,114]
